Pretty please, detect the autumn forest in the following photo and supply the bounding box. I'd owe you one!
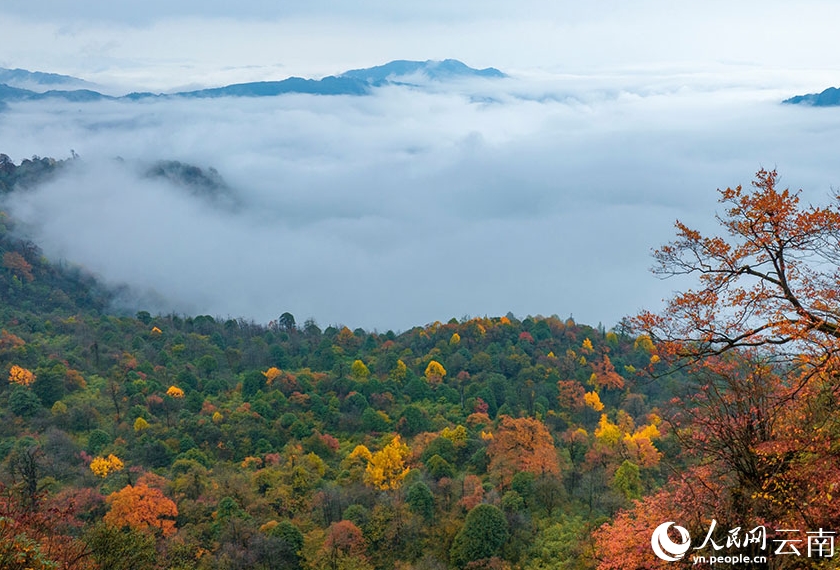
[1,157,840,569]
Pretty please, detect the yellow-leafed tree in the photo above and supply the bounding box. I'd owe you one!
[90,454,125,478]
[351,359,370,382]
[166,385,184,398]
[594,414,622,446]
[8,365,35,386]
[134,417,150,432]
[263,366,283,384]
[441,425,468,447]
[424,360,447,384]
[583,391,604,411]
[348,444,373,463]
[364,436,410,491]
[390,359,408,383]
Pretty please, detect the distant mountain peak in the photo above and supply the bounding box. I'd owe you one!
[783,86,840,107]
[340,59,506,84]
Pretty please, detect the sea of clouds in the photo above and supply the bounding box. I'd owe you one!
[1,68,839,331]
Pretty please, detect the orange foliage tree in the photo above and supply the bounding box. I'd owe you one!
[594,466,730,570]
[0,330,25,350]
[458,474,485,511]
[487,416,559,487]
[262,366,283,384]
[636,169,840,367]
[2,251,34,282]
[165,385,184,398]
[637,171,840,515]
[8,365,35,386]
[317,520,370,569]
[104,483,178,536]
[597,170,840,567]
[556,380,585,410]
[590,354,624,390]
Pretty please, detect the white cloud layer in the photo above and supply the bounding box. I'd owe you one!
[2,69,839,331]
[2,2,840,330]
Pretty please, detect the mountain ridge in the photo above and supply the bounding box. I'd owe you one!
[0,59,506,105]
[0,66,97,92]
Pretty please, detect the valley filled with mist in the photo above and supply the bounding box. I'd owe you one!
[2,59,839,332]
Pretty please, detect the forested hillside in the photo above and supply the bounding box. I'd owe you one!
[9,159,839,570]
[0,155,682,569]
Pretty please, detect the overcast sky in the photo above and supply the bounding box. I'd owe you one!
[1,3,839,332]
[3,2,840,91]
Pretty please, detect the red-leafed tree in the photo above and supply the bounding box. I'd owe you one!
[316,520,371,570]
[2,251,34,282]
[636,169,840,368]
[594,465,731,570]
[597,170,840,568]
[637,171,840,523]
[0,484,94,570]
[590,354,624,390]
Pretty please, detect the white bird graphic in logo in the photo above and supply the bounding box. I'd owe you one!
[651,522,691,561]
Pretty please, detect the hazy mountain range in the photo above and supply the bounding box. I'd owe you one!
[8,60,837,108]
[0,66,97,91]
[0,59,506,105]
